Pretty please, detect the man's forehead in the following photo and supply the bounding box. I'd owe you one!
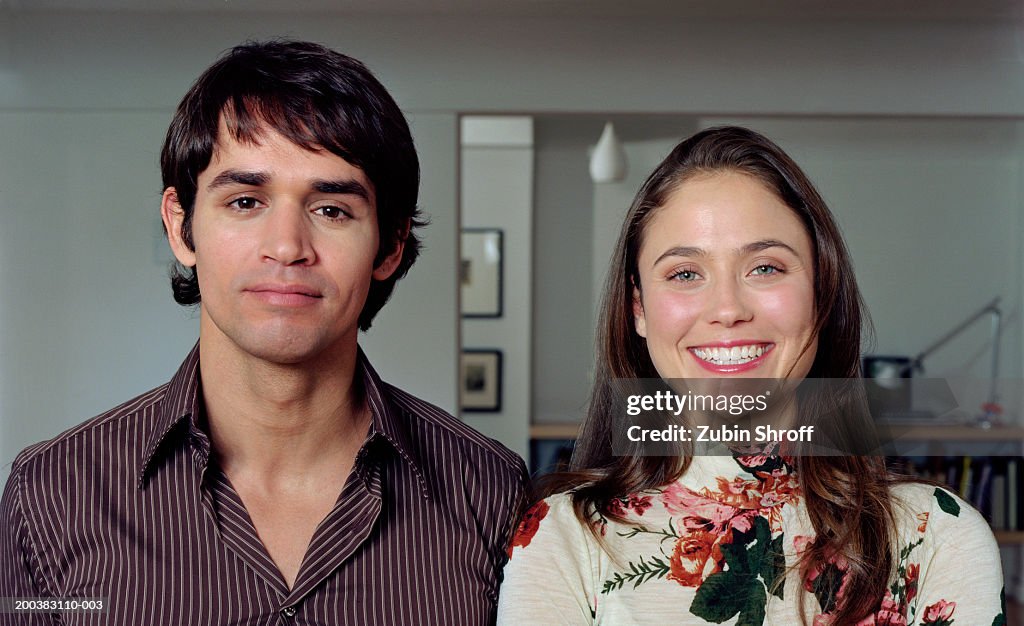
[203,114,369,187]
[211,114,313,156]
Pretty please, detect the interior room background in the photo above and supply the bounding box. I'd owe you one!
[2,0,1023,597]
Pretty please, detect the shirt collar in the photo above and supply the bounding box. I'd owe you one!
[139,341,205,488]
[139,342,430,499]
[357,347,431,499]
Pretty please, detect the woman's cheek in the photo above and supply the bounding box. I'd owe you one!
[647,288,704,336]
[757,283,815,330]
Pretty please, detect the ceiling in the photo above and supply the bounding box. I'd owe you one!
[2,0,1022,20]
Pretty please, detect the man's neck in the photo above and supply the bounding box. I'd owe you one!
[197,333,369,483]
[196,329,372,589]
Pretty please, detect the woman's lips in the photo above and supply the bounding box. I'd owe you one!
[688,343,774,374]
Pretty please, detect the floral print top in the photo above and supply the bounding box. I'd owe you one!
[498,452,1005,625]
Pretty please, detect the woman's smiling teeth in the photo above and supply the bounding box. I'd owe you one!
[691,344,769,365]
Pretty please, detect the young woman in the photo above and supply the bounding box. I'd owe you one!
[498,126,1004,625]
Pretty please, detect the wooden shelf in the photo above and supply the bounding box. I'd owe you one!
[530,423,581,440]
[883,424,1024,442]
[993,530,1024,544]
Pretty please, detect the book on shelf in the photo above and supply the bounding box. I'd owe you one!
[529,438,575,476]
[888,455,1024,531]
[1010,458,1019,531]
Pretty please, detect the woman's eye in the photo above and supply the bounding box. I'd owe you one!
[751,264,782,276]
[670,269,701,282]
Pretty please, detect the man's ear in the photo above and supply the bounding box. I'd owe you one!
[372,219,410,281]
[161,188,196,267]
[632,285,647,338]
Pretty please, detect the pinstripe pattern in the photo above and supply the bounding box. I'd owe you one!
[0,344,529,625]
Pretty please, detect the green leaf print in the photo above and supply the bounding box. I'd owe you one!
[899,537,924,561]
[992,587,1006,626]
[600,554,672,593]
[690,570,768,626]
[933,488,961,517]
[617,525,679,543]
[690,571,747,623]
[689,517,779,626]
[737,583,767,626]
[719,534,751,572]
[763,534,785,600]
[811,562,845,615]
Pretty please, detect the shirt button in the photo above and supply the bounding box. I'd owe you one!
[281,606,297,618]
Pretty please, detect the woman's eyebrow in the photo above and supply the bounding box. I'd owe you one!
[742,239,800,257]
[652,246,706,266]
[652,239,800,266]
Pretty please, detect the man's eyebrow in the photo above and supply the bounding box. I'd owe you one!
[205,172,372,202]
[206,170,269,190]
[312,179,371,201]
[652,240,800,266]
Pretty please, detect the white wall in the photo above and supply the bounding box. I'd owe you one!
[0,110,199,465]
[363,112,459,411]
[3,13,1024,116]
[532,117,598,425]
[460,116,533,461]
[532,115,705,426]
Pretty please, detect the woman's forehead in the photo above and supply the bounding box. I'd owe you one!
[638,171,810,257]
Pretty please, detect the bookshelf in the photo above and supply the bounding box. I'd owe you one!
[887,424,1024,544]
[528,423,1024,544]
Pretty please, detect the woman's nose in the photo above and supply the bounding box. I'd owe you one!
[705,278,753,327]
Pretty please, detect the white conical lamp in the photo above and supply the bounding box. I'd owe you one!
[589,121,627,183]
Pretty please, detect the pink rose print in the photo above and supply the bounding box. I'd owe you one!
[921,599,956,624]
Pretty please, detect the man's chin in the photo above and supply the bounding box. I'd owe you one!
[229,334,342,367]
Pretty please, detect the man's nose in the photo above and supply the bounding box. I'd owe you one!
[259,207,316,266]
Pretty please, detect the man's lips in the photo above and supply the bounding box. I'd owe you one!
[246,283,323,297]
[244,283,323,306]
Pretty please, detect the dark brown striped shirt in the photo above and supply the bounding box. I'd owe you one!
[0,344,529,625]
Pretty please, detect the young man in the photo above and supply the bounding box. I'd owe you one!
[0,40,528,625]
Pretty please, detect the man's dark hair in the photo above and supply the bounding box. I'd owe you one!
[160,39,423,331]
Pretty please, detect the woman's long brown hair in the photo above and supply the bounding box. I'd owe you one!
[542,126,896,625]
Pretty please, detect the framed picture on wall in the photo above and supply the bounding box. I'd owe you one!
[460,228,503,317]
[460,349,502,412]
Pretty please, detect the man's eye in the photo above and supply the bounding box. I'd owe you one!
[314,206,349,220]
[229,197,259,210]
